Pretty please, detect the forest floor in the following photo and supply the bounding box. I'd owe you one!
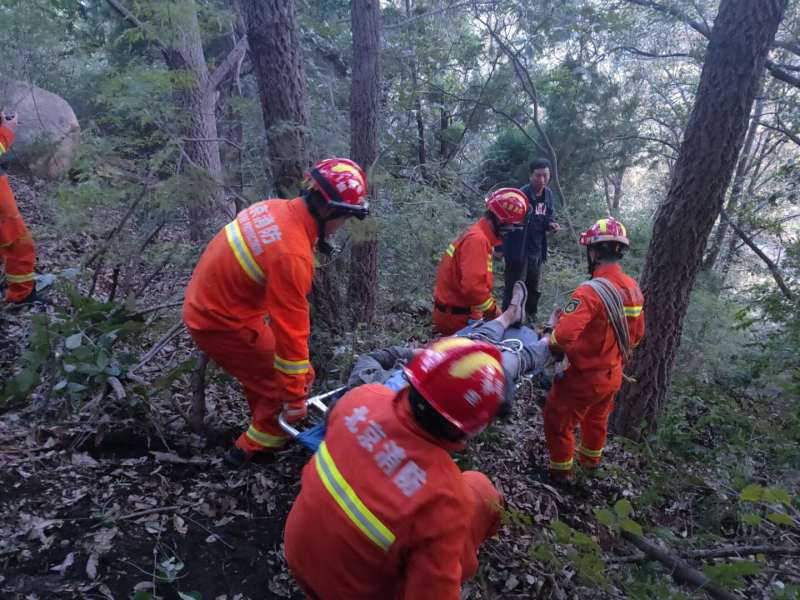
[1,181,798,600]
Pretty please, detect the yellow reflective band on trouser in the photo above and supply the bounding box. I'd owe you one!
[245,424,288,448]
[0,142,6,155]
[274,355,310,375]
[487,257,493,273]
[549,458,574,471]
[473,297,494,312]
[6,272,35,283]
[315,440,396,551]
[578,445,603,458]
[445,244,455,258]
[225,220,265,284]
[624,305,642,317]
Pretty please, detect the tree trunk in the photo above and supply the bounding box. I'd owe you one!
[346,0,383,326]
[161,2,225,242]
[241,0,310,197]
[702,88,765,271]
[612,0,787,439]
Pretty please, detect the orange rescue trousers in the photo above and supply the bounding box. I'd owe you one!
[0,176,35,302]
[543,370,617,479]
[187,322,289,454]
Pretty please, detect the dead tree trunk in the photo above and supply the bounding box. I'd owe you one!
[612,0,787,439]
[241,0,310,197]
[346,0,383,326]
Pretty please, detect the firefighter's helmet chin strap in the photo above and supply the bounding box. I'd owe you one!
[305,189,344,256]
[587,246,597,276]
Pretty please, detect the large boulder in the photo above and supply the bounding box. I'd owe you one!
[0,81,80,179]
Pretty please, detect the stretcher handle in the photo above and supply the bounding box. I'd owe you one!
[278,386,349,439]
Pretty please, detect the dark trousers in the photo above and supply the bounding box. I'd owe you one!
[502,255,542,319]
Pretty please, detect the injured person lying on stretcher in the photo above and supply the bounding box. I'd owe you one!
[280,282,552,450]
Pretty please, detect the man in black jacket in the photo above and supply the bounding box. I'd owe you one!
[501,158,561,321]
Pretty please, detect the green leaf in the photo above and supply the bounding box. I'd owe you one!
[571,530,595,547]
[614,499,633,518]
[763,488,792,506]
[177,592,202,600]
[739,484,763,502]
[65,333,83,350]
[703,560,762,588]
[550,519,574,543]
[741,513,762,526]
[133,592,154,600]
[53,379,68,391]
[619,518,643,536]
[595,508,616,527]
[530,543,557,563]
[766,512,795,527]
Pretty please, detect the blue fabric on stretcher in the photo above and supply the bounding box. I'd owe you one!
[296,423,327,451]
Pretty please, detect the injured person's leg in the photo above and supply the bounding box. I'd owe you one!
[464,281,550,381]
[345,281,550,390]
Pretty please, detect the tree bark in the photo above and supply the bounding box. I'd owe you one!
[241,0,310,197]
[612,0,787,439]
[702,87,765,271]
[346,0,383,326]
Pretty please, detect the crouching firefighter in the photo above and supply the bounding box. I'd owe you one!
[432,188,528,335]
[183,158,369,467]
[284,338,510,599]
[542,217,645,483]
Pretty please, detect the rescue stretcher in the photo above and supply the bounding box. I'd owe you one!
[278,320,546,452]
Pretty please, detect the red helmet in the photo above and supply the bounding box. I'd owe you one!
[404,337,506,437]
[307,158,370,219]
[580,217,629,247]
[486,188,528,227]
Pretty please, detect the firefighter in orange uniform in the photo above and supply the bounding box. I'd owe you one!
[433,188,528,335]
[543,218,645,482]
[183,158,369,467]
[0,110,37,304]
[284,338,509,600]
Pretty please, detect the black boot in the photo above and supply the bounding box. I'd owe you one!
[526,291,541,323]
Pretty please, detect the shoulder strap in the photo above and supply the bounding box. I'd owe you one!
[581,277,631,363]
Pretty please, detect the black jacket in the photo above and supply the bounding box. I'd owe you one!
[503,184,554,265]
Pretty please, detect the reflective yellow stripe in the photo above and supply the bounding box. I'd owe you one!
[6,272,35,283]
[598,219,608,233]
[578,445,603,458]
[274,355,310,375]
[245,424,288,448]
[0,141,6,155]
[549,331,559,347]
[225,220,265,284]
[624,305,642,317]
[315,441,395,551]
[549,458,574,471]
[487,255,493,273]
[473,297,494,312]
[445,244,455,258]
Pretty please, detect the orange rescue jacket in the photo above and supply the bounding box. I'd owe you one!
[550,263,645,381]
[434,218,500,317]
[184,198,317,401]
[285,384,473,600]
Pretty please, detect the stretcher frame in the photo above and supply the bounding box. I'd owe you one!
[277,385,348,440]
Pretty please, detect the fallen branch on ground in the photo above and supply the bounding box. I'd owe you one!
[620,531,740,600]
